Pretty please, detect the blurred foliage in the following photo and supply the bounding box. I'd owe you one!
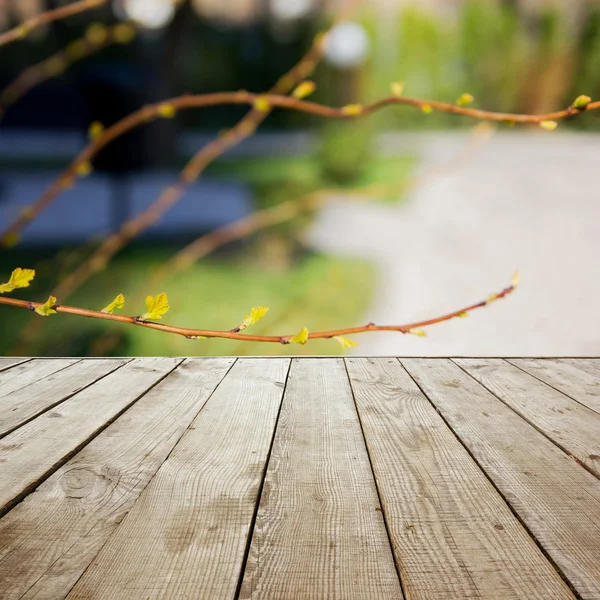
[349,2,598,130]
[0,247,374,357]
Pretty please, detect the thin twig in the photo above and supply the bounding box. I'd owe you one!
[0,0,109,48]
[0,276,517,345]
[1,91,596,248]
[0,23,136,115]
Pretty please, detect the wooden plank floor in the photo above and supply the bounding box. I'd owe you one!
[0,358,598,600]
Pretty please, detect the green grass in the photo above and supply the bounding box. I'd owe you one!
[210,153,416,197]
[0,248,376,357]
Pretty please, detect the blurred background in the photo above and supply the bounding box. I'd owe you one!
[0,0,599,357]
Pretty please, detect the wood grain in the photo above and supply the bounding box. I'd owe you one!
[346,357,574,600]
[0,358,31,373]
[66,358,290,600]
[403,358,600,600]
[0,358,127,438]
[0,358,79,400]
[0,358,180,517]
[0,358,234,600]
[507,358,600,414]
[240,358,403,600]
[456,359,600,477]
[559,359,600,378]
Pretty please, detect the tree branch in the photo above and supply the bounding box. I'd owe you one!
[0,274,517,345]
[2,91,596,248]
[0,0,109,48]
[0,23,136,115]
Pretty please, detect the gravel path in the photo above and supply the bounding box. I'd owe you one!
[306,132,600,356]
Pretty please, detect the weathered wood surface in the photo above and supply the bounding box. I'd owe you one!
[0,358,234,600]
[240,358,402,599]
[403,358,600,600]
[456,358,600,477]
[0,358,31,373]
[507,358,600,414]
[0,358,127,438]
[67,358,289,600]
[346,357,573,600]
[0,357,598,600]
[0,358,179,516]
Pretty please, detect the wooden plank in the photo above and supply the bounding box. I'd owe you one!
[0,358,31,373]
[0,358,127,438]
[0,358,235,600]
[0,358,180,517]
[345,357,574,600]
[456,359,600,478]
[66,358,290,600]
[560,358,600,378]
[402,358,600,600]
[507,359,600,414]
[0,358,79,399]
[239,358,403,600]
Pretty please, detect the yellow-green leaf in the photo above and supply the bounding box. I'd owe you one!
[157,103,176,119]
[253,96,271,112]
[88,121,105,140]
[457,93,474,106]
[391,81,404,97]
[0,268,35,294]
[1,232,20,247]
[421,104,433,114]
[540,120,557,131]
[76,161,92,177]
[292,80,316,99]
[101,293,125,314]
[238,306,269,331]
[333,335,358,349]
[113,23,136,44]
[511,269,520,288]
[457,312,469,318]
[573,95,591,109]
[409,328,427,337]
[141,293,170,321]
[85,23,108,45]
[486,293,499,304]
[35,295,57,317]
[341,104,363,116]
[289,327,309,345]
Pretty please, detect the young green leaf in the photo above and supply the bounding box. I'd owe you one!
[457,312,469,318]
[88,121,105,141]
[1,232,20,247]
[253,96,271,112]
[292,81,316,99]
[540,120,557,131]
[457,93,474,106]
[409,328,427,337]
[511,269,521,288]
[35,296,57,317]
[101,293,125,314]
[0,268,35,294]
[341,104,363,116]
[573,95,591,110]
[238,306,269,331]
[421,104,433,114]
[391,81,404,97]
[76,161,92,177]
[333,335,358,349]
[157,104,176,119]
[289,327,309,345]
[141,293,170,321]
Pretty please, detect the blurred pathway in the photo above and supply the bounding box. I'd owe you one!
[306,132,600,356]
